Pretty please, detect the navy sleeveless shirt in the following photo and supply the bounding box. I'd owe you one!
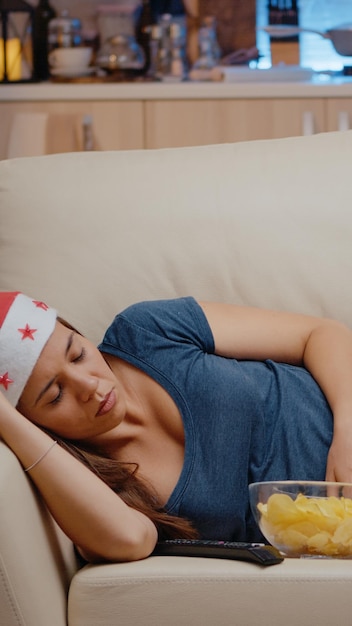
[98,297,333,542]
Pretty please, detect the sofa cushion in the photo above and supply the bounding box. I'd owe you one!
[1,130,352,347]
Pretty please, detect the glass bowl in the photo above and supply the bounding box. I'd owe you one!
[249,481,352,558]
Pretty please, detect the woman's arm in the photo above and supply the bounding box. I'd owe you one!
[199,301,352,482]
[0,392,158,563]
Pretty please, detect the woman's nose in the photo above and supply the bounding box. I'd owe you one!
[72,372,100,402]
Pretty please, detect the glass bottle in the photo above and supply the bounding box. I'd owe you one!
[192,16,221,71]
[148,24,162,79]
[33,0,57,81]
[193,27,216,70]
[136,0,153,75]
[169,22,187,80]
[158,13,172,76]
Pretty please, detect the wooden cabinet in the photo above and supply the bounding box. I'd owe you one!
[262,98,325,139]
[1,91,351,159]
[0,100,144,159]
[326,99,352,132]
[144,98,325,148]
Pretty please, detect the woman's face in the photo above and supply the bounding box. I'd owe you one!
[18,321,125,441]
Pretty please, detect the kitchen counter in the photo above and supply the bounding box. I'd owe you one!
[2,74,352,101]
[2,72,352,158]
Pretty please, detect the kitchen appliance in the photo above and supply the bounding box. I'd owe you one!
[261,23,352,57]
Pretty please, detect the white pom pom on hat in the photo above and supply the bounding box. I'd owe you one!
[0,292,57,406]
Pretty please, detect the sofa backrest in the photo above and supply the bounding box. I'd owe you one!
[1,130,352,625]
[1,130,352,347]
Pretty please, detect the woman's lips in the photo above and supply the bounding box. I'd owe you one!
[97,390,116,416]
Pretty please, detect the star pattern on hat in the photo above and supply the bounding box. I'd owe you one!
[18,324,37,340]
[0,292,57,406]
[0,372,14,390]
[32,300,49,311]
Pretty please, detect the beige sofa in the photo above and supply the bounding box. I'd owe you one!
[1,130,352,626]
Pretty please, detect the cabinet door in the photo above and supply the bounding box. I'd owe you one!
[144,98,325,149]
[0,101,144,160]
[326,99,352,132]
[268,98,325,138]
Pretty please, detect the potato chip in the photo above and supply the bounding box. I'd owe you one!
[342,497,352,515]
[257,492,352,556]
[275,528,307,553]
[314,496,345,519]
[306,531,331,551]
[332,518,352,545]
[286,521,319,538]
[265,494,305,525]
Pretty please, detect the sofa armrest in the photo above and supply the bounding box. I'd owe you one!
[69,555,352,626]
[0,442,78,626]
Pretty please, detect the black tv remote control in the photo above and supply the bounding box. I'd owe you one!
[152,539,284,566]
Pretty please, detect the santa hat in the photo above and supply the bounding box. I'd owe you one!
[0,292,57,406]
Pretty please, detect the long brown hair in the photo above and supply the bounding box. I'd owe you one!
[55,436,198,540]
[52,317,198,540]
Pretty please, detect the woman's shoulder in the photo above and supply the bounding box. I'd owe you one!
[99,297,214,352]
[118,296,197,319]
[113,297,205,331]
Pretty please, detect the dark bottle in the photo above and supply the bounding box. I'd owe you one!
[33,0,57,81]
[136,0,153,74]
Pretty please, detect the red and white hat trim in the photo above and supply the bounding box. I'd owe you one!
[0,292,57,406]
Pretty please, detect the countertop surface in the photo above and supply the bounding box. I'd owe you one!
[2,73,352,101]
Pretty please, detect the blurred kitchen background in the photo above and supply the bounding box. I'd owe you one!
[25,0,352,72]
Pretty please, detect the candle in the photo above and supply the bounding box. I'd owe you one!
[0,38,22,81]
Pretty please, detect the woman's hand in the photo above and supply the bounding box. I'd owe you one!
[325,420,352,483]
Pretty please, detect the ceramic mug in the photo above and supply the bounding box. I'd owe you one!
[48,47,92,70]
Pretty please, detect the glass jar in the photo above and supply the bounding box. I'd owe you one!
[48,10,82,50]
[96,34,146,77]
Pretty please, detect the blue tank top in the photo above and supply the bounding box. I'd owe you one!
[98,297,333,541]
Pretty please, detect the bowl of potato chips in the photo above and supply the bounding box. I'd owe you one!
[249,481,352,558]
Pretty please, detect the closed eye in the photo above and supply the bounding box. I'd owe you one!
[72,347,86,363]
[49,348,85,406]
[50,384,64,405]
